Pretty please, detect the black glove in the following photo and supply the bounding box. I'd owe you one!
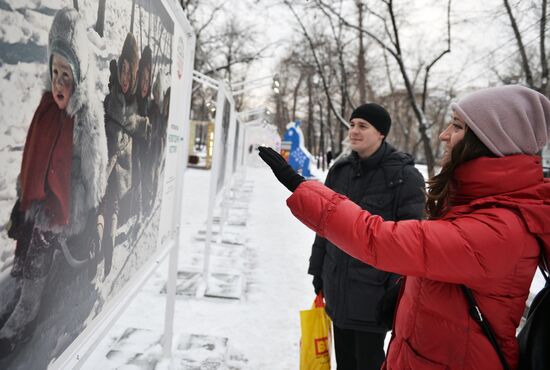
[312,275,323,295]
[257,146,305,192]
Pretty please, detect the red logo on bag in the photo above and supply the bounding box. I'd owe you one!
[314,337,329,355]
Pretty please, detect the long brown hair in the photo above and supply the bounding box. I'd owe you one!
[426,127,495,219]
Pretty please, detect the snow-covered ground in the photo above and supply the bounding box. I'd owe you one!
[80,158,546,369]
[84,163,324,369]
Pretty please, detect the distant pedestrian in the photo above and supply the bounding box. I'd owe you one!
[326,150,333,167]
[259,85,550,370]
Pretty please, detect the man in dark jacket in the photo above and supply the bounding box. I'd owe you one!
[309,103,425,370]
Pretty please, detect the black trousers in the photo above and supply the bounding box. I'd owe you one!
[333,325,386,370]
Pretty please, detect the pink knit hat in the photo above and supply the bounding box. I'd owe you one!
[451,85,550,156]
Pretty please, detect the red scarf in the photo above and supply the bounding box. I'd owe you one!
[20,92,73,227]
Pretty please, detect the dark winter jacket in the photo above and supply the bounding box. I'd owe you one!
[289,154,550,370]
[150,100,167,179]
[308,142,425,332]
[136,96,159,212]
[104,59,150,199]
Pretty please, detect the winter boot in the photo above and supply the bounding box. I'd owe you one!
[0,276,47,357]
[85,212,104,280]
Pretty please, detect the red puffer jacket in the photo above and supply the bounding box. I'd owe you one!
[287,154,550,370]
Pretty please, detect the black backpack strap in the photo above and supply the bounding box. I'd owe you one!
[538,239,549,283]
[461,285,511,370]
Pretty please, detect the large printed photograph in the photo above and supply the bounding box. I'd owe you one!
[0,0,177,367]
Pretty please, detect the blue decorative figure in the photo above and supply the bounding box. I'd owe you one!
[281,120,313,178]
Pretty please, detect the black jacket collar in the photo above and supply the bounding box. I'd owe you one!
[333,142,416,185]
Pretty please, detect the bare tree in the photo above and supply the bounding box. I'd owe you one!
[314,0,355,155]
[273,48,314,134]
[313,0,453,176]
[202,17,267,80]
[183,1,266,117]
[284,1,351,133]
[502,0,548,95]
[356,0,367,103]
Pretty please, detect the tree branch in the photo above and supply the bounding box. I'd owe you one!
[503,0,534,87]
[284,1,350,129]
[540,0,548,94]
[422,0,451,112]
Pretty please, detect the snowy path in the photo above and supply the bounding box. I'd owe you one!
[82,162,546,369]
[85,165,319,369]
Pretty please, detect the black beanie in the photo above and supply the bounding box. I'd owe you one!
[350,103,391,137]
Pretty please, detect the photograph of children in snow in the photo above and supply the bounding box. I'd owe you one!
[0,0,178,367]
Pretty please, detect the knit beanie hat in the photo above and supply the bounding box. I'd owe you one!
[452,85,550,157]
[118,32,139,94]
[138,45,153,96]
[48,7,88,84]
[350,103,392,137]
[139,45,152,73]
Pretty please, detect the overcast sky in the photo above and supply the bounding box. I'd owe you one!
[191,0,542,105]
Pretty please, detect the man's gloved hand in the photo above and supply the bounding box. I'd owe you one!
[312,275,323,295]
[257,146,305,192]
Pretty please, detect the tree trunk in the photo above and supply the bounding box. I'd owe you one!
[356,0,366,103]
[327,102,334,155]
[130,0,136,34]
[540,0,549,95]
[319,101,325,170]
[73,0,79,11]
[292,74,304,120]
[503,0,534,88]
[338,71,347,156]
[95,0,107,37]
[307,73,314,150]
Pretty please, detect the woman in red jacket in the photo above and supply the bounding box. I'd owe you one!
[259,85,550,370]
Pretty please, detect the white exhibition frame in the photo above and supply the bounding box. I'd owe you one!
[200,83,238,288]
[234,117,244,174]
[50,0,196,368]
[193,77,265,298]
[216,101,239,247]
[235,117,246,173]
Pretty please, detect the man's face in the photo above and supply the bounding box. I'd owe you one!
[51,53,74,110]
[140,67,150,98]
[348,118,384,158]
[120,59,131,94]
